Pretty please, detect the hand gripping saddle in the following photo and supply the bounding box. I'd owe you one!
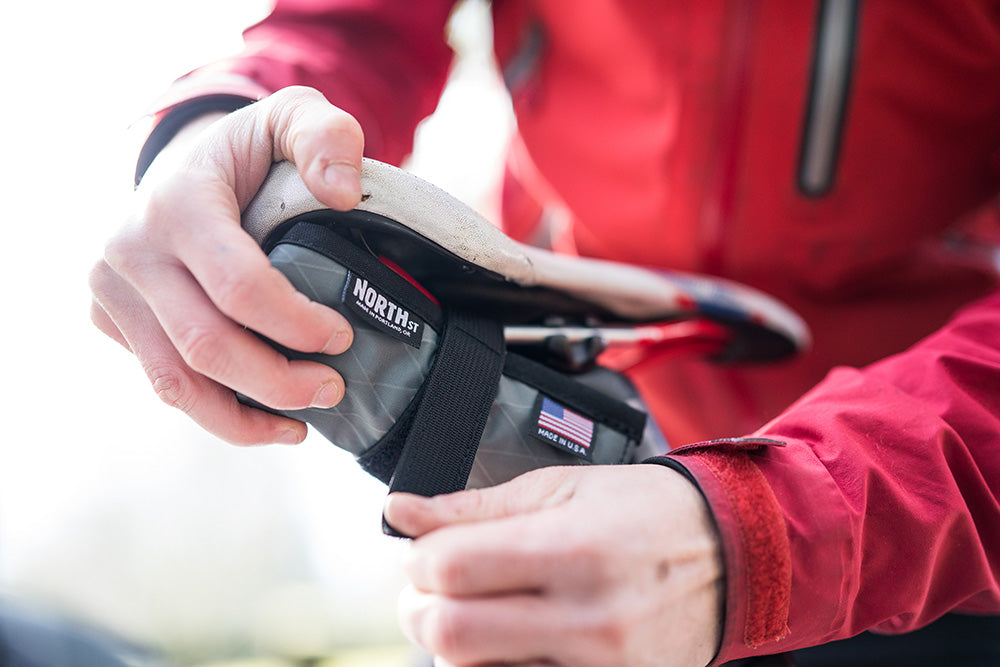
[241,160,810,534]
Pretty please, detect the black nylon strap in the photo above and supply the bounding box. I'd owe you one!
[274,221,444,329]
[502,353,647,442]
[383,310,506,536]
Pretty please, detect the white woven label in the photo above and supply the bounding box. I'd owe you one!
[343,272,424,348]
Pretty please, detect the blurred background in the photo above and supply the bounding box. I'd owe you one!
[0,0,511,664]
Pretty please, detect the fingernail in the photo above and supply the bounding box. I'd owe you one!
[383,493,430,522]
[323,163,360,194]
[311,378,343,409]
[382,493,404,518]
[322,328,352,355]
[277,429,304,445]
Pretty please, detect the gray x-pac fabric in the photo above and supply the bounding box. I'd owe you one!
[468,369,667,489]
[268,243,439,457]
[262,241,659,489]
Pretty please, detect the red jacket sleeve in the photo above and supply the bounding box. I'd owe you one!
[667,288,1000,664]
[145,0,457,166]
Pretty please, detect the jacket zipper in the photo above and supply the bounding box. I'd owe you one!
[798,0,861,196]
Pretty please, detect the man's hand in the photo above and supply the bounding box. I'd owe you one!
[385,464,724,667]
[89,86,364,445]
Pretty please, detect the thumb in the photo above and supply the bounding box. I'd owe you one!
[196,86,365,213]
[383,466,577,538]
[265,86,365,211]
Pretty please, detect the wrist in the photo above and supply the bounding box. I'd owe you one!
[133,73,272,184]
[651,440,793,665]
[135,95,256,185]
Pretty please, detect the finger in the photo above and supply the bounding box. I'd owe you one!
[194,86,365,212]
[139,259,347,411]
[89,290,131,351]
[399,511,603,597]
[384,467,578,538]
[102,233,347,413]
[146,351,310,446]
[263,86,365,211]
[91,261,308,444]
[154,173,354,356]
[399,585,557,666]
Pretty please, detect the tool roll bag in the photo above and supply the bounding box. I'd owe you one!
[241,160,809,534]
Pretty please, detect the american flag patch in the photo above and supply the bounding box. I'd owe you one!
[532,397,595,460]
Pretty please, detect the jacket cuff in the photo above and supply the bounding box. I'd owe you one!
[663,434,856,664]
[657,438,794,665]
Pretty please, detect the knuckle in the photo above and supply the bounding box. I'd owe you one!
[136,178,189,235]
[316,112,364,153]
[426,550,470,592]
[580,605,630,659]
[269,87,363,162]
[549,533,620,593]
[268,87,319,136]
[88,300,120,341]
[88,300,106,328]
[144,362,196,414]
[88,258,116,296]
[256,378,310,411]
[306,322,341,355]
[422,604,466,658]
[141,180,175,220]
[210,268,258,317]
[175,323,230,379]
[272,84,320,104]
[559,532,603,572]
[105,167,203,278]
[446,486,486,519]
[102,232,144,278]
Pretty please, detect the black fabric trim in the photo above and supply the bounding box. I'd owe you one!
[134,94,257,185]
[796,0,861,197]
[642,455,699,486]
[503,354,646,442]
[383,311,506,537]
[263,208,624,327]
[274,221,444,330]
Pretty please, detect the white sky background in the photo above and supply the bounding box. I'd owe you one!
[0,0,511,661]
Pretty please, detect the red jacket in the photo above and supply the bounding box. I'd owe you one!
[147,0,1000,662]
